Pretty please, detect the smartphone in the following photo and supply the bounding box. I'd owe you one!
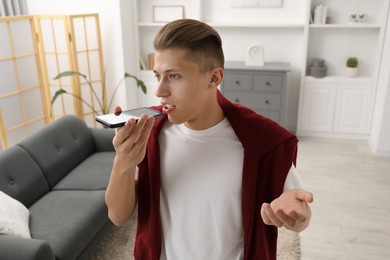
[95,107,163,128]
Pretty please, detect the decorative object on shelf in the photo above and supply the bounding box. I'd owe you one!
[153,5,184,23]
[52,71,147,116]
[312,4,327,24]
[309,58,327,78]
[349,13,368,24]
[359,14,368,23]
[245,43,264,66]
[345,57,358,77]
[147,53,155,70]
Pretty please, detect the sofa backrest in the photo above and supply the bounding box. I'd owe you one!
[0,145,50,208]
[18,115,95,188]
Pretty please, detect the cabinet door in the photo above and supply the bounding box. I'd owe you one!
[334,84,372,134]
[301,82,336,132]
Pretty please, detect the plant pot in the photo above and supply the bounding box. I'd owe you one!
[345,67,358,77]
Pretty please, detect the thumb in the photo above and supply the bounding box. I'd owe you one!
[114,105,122,114]
[295,189,314,203]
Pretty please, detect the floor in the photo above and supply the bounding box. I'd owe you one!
[297,137,390,260]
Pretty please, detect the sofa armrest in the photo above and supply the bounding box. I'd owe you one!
[90,128,115,152]
[0,235,55,260]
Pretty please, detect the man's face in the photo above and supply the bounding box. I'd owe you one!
[153,48,216,130]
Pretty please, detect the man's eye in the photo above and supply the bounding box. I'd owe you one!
[154,74,161,81]
[170,74,179,80]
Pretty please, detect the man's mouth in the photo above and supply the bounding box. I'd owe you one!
[162,103,176,113]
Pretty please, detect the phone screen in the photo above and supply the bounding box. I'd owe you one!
[95,107,163,128]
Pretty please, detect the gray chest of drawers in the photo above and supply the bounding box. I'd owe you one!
[221,61,290,127]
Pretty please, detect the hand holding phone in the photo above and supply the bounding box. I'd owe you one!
[96,107,163,128]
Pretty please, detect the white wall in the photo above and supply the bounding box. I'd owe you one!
[26,0,133,110]
[369,10,390,156]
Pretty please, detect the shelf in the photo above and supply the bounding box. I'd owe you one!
[309,24,381,29]
[138,22,166,27]
[305,76,373,84]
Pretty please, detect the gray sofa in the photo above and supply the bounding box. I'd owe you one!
[0,115,116,260]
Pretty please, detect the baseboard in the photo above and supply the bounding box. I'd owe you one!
[368,137,390,157]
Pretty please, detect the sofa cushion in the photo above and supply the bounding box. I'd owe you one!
[0,145,50,207]
[0,191,31,238]
[29,190,109,260]
[18,116,95,188]
[53,152,115,190]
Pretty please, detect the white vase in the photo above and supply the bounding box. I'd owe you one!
[345,67,358,77]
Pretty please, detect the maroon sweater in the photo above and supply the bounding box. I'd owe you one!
[134,91,298,259]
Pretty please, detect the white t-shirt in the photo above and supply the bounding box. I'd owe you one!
[158,118,303,260]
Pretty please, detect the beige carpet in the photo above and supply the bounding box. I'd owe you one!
[89,211,300,260]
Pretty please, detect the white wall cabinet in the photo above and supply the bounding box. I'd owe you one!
[297,0,389,138]
[300,82,336,133]
[334,83,372,134]
[300,78,372,137]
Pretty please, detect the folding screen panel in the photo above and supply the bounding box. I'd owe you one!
[68,14,106,127]
[0,16,48,150]
[35,15,76,121]
[36,13,105,127]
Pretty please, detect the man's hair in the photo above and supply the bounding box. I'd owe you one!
[153,19,224,72]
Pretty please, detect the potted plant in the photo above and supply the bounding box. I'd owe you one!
[345,57,358,77]
[52,71,147,116]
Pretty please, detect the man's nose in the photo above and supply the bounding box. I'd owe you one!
[155,79,169,98]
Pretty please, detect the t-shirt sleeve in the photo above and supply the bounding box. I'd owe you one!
[283,164,305,191]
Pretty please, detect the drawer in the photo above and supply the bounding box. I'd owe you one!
[254,74,283,91]
[224,92,281,110]
[223,73,252,90]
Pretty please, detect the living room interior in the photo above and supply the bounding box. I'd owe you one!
[1,0,390,259]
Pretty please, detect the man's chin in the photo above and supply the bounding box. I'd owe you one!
[167,114,181,125]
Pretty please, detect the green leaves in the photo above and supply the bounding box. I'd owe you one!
[53,71,86,80]
[51,89,67,104]
[124,73,147,94]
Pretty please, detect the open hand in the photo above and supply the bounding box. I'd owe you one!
[260,189,313,232]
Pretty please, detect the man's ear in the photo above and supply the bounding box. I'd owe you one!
[209,68,224,87]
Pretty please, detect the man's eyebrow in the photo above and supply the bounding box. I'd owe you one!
[153,68,181,74]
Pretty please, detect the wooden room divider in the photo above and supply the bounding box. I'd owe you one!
[0,14,105,150]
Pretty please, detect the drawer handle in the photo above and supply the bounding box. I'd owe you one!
[266,81,271,86]
[235,80,240,85]
[235,98,240,103]
[265,100,270,105]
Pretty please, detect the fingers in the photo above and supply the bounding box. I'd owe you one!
[113,118,136,146]
[129,114,155,145]
[134,115,155,145]
[275,209,296,228]
[113,114,155,149]
[261,203,284,228]
[295,189,314,203]
[261,203,307,229]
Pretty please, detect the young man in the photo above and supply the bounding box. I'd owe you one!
[105,19,313,260]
